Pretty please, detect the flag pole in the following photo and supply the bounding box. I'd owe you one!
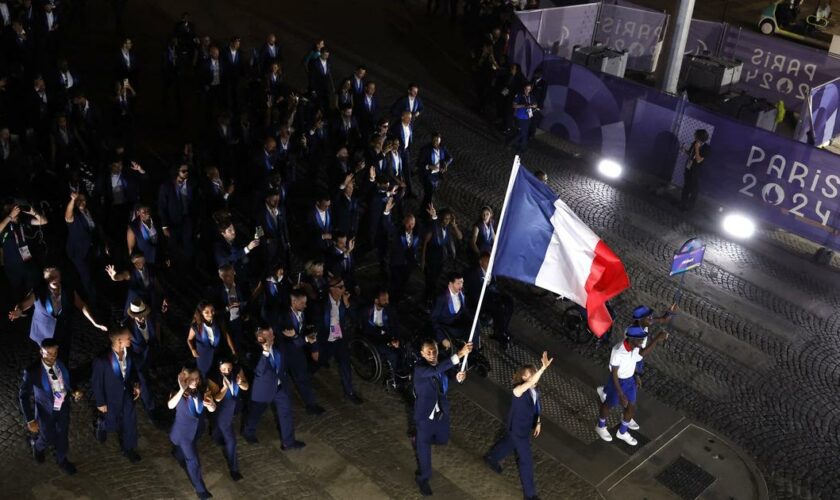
[460,156,522,372]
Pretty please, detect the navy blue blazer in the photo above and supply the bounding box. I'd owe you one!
[260,277,291,328]
[356,94,379,126]
[507,388,541,438]
[169,395,207,445]
[391,95,424,118]
[128,218,160,265]
[247,345,289,403]
[255,204,290,249]
[65,213,96,260]
[307,206,333,251]
[384,213,421,267]
[417,144,454,185]
[91,350,140,411]
[19,360,73,423]
[413,355,458,423]
[278,308,315,351]
[213,239,247,271]
[361,304,400,343]
[209,372,245,420]
[316,297,353,345]
[209,281,248,322]
[157,179,196,227]
[127,315,157,357]
[431,290,471,327]
[331,192,361,237]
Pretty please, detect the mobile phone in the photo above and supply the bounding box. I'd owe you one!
[255,226,264,239]
[18,204,31,212]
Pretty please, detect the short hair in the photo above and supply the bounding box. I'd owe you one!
[217,221,234,233]
[407,82,418,90]
[447,271,464,283]
[129,251,145,262]
[332,230,347,241]
[109,327,129,341]
[695,129,709,142]
[218,263,235,275]
[315,192,331,203]
[419,338,437,351]
[290,288,307,300]
[41,338,59,349]
[479,251,491,260]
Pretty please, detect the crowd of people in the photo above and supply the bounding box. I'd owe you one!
[1,0,679,499]
[0,0,550,498]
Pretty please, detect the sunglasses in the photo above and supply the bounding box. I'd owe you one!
[48,368,57,380]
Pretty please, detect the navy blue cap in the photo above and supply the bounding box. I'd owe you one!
[625,326,648,339]
[632,305,653,320]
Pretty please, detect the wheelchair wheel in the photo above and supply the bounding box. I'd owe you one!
[562,305,591,344]
[349,337,382,382]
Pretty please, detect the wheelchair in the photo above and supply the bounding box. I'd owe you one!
[349,335,415,390]
[561,303,614,347]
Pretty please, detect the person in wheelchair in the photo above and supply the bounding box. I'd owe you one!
[431,271,489,369]
[361,288,403,388]
[574,300,617,347]
[465,251,514,349]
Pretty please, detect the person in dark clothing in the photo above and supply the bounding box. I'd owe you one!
[680,129,710,211]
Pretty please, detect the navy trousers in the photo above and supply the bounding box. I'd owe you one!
[173,438,208,495]
[243,388,296,447]
[284,344,318,407]
[102,396,138,450]
[415,415,450,482]
[212,409,239,473]
[35,405,70,462]
[317,338,355,396]
[487,432,537,498]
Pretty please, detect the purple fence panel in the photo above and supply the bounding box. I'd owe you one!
[809,78,840,146]
[681,103,840,248]
[721,28,840,108]
[511,15,546,79]
[539,57,679,177]
[685,19,725,56]
[594,3,667,72]
[516,10,543,38]
[535,5,600,59]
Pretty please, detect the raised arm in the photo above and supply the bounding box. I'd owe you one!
[512,352,554,397]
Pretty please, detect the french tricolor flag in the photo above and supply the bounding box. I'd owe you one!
[491,158,629,336]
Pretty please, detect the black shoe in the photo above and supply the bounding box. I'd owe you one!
[58,459,77,475]
[241,433,259,444]
[306,404,325,415]
[197,492,213,500]
[281,440,306,451]
[123,449,141,463]
[346,393,363,405]
[525,496,541,500]
[31,440,45,464]
[484,455,502,474]
[230,470,243,481]
[416,477,433,496]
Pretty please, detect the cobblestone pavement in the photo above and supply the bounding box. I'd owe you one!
[1,1,839,499]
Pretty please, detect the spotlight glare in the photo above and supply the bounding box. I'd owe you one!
[597,159,623,179]
[722,213,756,239]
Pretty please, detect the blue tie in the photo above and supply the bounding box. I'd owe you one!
[440,375,448,395]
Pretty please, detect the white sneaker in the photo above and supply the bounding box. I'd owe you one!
[627,419,640,431]
[616,430,638,446]
[595,425,613,442]
[596,386,606,403]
